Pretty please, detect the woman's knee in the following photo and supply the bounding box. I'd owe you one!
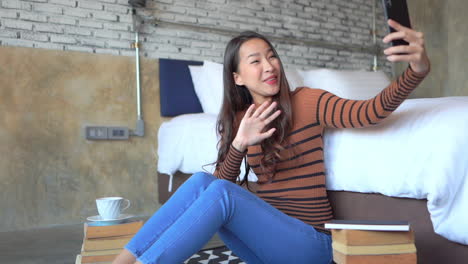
[206,178,234,193]
[188,171,216,187]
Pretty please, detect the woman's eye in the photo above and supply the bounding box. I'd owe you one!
[269,55,277,59]
[250,60,259,64]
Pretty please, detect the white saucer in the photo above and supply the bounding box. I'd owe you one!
[86,214,134,225]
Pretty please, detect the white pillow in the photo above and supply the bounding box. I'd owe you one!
[203,61,224,113]
[187,65,205,109]
[299,68,391,100]
[188,61,224,115]
[285,68,304,91]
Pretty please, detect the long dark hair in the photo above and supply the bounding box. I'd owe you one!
[215,31,293,187]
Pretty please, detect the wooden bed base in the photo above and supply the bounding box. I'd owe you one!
[158,172,468,264]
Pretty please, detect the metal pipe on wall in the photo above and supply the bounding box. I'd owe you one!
[135,30,141,119]
[131,8,144,137]
[373,0,378,71]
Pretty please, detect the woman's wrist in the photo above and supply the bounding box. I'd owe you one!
[232,137,247,152]
[409,59,431,77]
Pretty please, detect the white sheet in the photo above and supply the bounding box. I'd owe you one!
[157,97,468,245]
[157,113,218,177]
[157,113,257,191]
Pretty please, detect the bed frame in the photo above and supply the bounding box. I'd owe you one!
[158,172,468,264]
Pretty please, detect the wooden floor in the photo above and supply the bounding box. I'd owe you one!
[0,220,224,264]
[0,223,84,264]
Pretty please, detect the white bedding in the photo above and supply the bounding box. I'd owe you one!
[157,97,468,245]
[157,113,256,191]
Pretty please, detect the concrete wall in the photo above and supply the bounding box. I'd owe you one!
[0,46,161,232]
[447,0,468,97]
[396,0,468,98]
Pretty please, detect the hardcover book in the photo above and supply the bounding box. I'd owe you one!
[82,234,133,251]
[332,241,416,255]
[84,220,143,239]
[325,220,410,231]
[331,229,414,246]
[332,250,417,264]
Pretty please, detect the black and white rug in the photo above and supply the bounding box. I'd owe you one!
[185,246,245,264]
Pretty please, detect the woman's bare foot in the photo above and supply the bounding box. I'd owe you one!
[112,249,137,264]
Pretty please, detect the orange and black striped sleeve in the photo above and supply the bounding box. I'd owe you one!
[213,145,246,182]
[316,66,429,128]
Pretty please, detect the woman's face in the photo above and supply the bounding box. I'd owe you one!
[233,38,281,105]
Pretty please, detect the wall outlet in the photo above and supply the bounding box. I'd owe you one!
[85,126,108,140]
[85,126,129,140]
[108,127,129,140]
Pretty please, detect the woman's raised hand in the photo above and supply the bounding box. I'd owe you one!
[383,19,430,74]
[232,101,281,152]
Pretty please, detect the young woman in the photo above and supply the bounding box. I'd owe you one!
[113,19,430,264]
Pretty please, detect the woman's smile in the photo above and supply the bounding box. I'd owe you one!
[263,74,278,85]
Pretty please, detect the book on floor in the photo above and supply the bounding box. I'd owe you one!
[80,253,119,263]
[332,250,417,264]
[331,238,417,264]
[332,241,416,255]
[325,220,410,231]
[83,234,133,251]
[81,247,122,256]
[331,229,415,246]
[75,254,112,264]
[84,220,144,239]
[77,219,144,263]
[326,220,416,264]
[78,244,121,263]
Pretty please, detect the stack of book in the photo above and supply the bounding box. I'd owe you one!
[325,220,416,264]
[75,220,144,264]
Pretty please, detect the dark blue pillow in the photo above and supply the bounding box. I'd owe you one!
[159,58,203,117]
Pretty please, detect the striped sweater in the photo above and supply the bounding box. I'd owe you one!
[214,66,428,232]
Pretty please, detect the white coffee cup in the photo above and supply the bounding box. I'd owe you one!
[96,197,130,220]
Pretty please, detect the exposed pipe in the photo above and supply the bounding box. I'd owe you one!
[131,8,144,137]
[372,0,378,71]
[135,21,141,118]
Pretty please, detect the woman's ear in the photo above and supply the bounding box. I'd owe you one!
[233,72,244,86]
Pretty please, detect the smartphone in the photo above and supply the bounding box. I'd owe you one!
[381,0,412,46]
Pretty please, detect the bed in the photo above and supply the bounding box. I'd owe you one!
[156,58,468,264]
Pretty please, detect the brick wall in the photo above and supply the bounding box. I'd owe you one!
[0,0,392,71]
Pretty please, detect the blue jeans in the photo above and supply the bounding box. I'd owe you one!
[125,172,332,264]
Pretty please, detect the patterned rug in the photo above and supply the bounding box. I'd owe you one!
[185,246,245,264]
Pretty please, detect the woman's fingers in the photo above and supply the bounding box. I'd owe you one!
[384,45,422,62]
[386,53,412,62]
[384,45,420,56]
[383,19,424,46]
[381,19,429,73]
[258,101,277,119]
[387,19,409,32]
[383,29,423,46]
[251,100,277,120]
[244,103,256,118]
[382,31,407,44]
[237,101,281,146]
[263,109,281,124]
[251,101,270,118]
[260,127,276,140]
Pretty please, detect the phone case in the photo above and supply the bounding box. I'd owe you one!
[381,0,412,46]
